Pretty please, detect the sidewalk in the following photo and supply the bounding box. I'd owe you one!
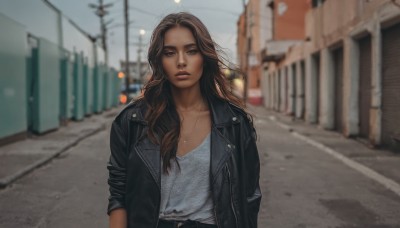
[0,107,121,188]
[248,104,400,195]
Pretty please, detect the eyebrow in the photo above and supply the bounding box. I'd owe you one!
[163,43,197,49]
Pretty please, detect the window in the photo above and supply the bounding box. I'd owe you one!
[312,0,326,8]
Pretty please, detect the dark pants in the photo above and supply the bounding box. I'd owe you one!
[157,219,218,228]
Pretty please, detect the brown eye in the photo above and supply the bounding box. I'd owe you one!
[187,49,198,55]
[163,51,175,57]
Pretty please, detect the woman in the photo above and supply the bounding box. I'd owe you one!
[108,12,261,228]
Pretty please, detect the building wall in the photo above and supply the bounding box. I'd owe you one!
[263,0,400,149]
[0,0,104,67]
[120,61,150,82]
[247,0,262,89]
[0,1,61,46]
[62,17,97,68]
[237,13,246,68]
[260,0,274,46]
[274,0,311,40]
[248,0,261,57]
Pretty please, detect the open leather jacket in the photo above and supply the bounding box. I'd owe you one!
[107,98,261,228]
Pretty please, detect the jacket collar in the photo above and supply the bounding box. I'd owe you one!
[130,97,239,127]
[207,97,238,127]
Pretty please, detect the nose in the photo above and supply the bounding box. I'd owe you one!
[177,51,186,68]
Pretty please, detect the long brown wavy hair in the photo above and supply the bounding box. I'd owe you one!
[141,12,245,173]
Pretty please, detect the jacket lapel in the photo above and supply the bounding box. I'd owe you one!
[208,98,238,183]
[135,136,161,189]
[130,103,161,189]
[210,126,234,184]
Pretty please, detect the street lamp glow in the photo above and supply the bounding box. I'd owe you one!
[139,29,146,36]
[174,0,181,4]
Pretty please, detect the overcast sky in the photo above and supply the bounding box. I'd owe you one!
[49,0,244,68]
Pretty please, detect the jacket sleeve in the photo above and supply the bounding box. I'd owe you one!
[243,121,262,228]
[107,116,129,215]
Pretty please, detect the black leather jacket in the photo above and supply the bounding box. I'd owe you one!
[108,98,261,228]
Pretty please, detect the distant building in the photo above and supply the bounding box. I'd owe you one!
[120,61,151,84]
[237,0,310,105]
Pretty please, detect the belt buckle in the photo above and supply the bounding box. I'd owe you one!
[176,222,184,228]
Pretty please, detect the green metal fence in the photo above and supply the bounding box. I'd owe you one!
[0,13,27,139]
[60,50,74,123]
[72,52,84,121]
[83,58,93,116]
[0,9,117,142]
[93,62,104,113]
[103,68,111,110]
[30,38,61,134]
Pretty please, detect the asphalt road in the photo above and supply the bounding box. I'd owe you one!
[0,127,111,228]
[256,115,400,228]
[1,112,400,227]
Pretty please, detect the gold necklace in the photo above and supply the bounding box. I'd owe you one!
[180,113,201,144]
[177,99,207,144]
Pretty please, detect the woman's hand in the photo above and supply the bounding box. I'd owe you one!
[109,208,127,228]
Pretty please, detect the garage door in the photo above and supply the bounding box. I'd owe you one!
[382,23,400,149]
[358,35,372,139]
[333,47,344,132]
[313,54,321,123]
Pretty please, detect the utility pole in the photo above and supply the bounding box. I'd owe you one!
[242,0,248,103]
[99,0,106,57]
[124,0,130,98]
[137,35,142,84]
[136,30,146,85]
[89,0,113,64]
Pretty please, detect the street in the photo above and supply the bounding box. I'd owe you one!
[256,113,400,228]
[1,108,400,228]
[0,128,110,227]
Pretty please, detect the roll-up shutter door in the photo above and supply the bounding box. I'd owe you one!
[276,70,282,111]
[358,35,372,139]
[285,67,289,112]
[292,64,297,115]
[333,47,344,132]
[382,23,400,149]
[300,61,306,119]
[313,54,321,123]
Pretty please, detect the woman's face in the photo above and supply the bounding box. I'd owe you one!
[161,26,204,90]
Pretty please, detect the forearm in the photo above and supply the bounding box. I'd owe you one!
[109,208,127,228]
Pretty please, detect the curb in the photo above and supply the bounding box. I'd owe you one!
[0,123,106,189]
[267,115,400,198]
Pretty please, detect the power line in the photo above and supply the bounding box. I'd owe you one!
[130,6,160,17]
[183,6,240,16]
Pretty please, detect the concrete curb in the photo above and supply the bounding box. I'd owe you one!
[0,124,106,188]
[267,115,400,198]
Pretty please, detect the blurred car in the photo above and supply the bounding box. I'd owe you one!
[119,83,143,104]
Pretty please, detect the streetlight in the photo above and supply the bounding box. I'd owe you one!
[139,29,146,36]
[174,0,181,3]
